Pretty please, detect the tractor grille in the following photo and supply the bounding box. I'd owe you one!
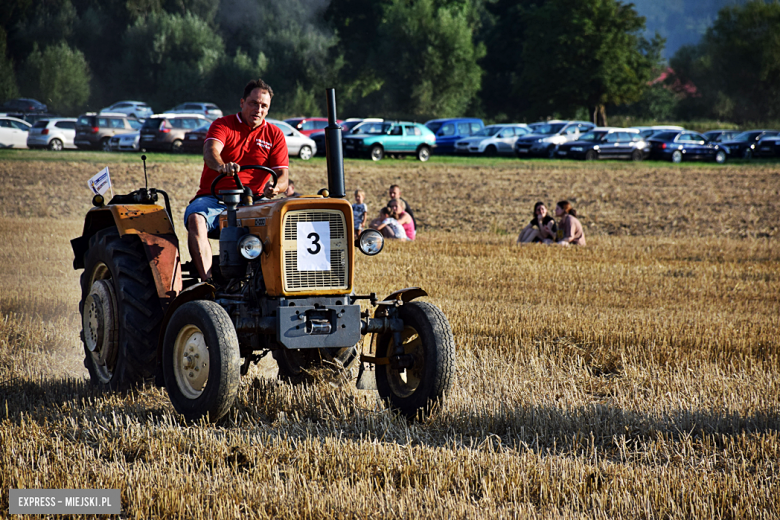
[282,210,348,292]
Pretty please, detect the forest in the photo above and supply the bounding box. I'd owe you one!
[1,0,778,125]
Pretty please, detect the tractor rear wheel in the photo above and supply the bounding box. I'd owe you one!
[375,301,455,419]
[80,228,163,391]
[162,300,240,422]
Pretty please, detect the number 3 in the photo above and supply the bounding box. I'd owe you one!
[307,232,321,255]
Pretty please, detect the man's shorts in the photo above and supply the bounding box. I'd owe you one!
[184,195,225,232]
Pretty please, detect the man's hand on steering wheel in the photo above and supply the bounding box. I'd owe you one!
[218,162,239,177]
[262,177,281,199]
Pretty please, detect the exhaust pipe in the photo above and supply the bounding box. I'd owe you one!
[324,88,346,199]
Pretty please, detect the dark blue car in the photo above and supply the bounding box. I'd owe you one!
[648,131,727,164]
[424,118,484,154]
[720,130,779,159]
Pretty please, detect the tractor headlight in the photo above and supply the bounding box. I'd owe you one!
[356,230,384,256]
[238,235,263,259]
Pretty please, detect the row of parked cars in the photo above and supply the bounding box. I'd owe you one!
[4,97,780,164]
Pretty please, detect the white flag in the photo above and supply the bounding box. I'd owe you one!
[87,167,112,196]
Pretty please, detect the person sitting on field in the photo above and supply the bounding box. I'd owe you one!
[369,207,408,240]
[388,198,415,240]
[387,184,416,227]
[553,200,586,246]
[517,201,557,244]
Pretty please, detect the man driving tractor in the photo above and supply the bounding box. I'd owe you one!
[184,78,289,282]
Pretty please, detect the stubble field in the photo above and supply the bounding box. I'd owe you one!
[0,151,778,518]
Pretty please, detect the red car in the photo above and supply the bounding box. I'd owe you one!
[283,117,343,136]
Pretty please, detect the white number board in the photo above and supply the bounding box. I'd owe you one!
[296,221,331,271]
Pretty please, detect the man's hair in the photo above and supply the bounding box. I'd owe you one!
[243,79,274,100]
[389,184,400,192]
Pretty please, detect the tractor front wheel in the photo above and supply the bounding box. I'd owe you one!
[80,228,163,391]
[163,300,241,422]
[375,301,455,419]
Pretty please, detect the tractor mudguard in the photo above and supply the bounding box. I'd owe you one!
[72,204,183,305]
[355,287,428,390]
[155,282,216,371]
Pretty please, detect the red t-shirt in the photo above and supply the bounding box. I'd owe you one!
[194,114,289,199]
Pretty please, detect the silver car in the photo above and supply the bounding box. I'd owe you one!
[26,118,77,150]
[109,131,141,152]
[100,101,153,120]
[267,118,317,160]
[454,124,530,156]
[0,116,32,148]
[166,102,223,121]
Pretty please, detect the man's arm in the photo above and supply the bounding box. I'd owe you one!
[204,139,238,176]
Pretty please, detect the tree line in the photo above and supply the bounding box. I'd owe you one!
[0,0,777,125]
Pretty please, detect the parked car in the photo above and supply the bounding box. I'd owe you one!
[109,131,141,152]
[514,120,595,158]
[0,98,47,115]
[180,122,212,154]
[556,127,649,161]
[647,130,727,163]
[75,113,142,151]
[310,118,375,156]
[26,118,77,150]
[630,125,684,139]
[703,130,740,144]
[165,102,223,120]
[454,124,530,156]
[100,101,153,120]
[344,121,436,161]
[284,117,343,137]
[267,118,317,160]
[754,135,780,158]
[140,113,210,152]
[424,118,484,154]
[0,116,32,148]
[720,130,779,159]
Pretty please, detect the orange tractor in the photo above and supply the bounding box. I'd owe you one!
[71,90,455,421]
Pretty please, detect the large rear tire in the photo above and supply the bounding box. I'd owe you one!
[163,300,240,422]
[80,228,164,391]
[375,301,455,419]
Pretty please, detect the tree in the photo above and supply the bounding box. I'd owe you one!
[216,0,340,116]
[119,12,225,111]
[18,42,90,114]
[345,0,484,120]
[521,0,662,125]
[670,0,780,123]
[0,28,19,101]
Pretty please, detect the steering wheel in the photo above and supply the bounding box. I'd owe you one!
[210,164,279,201]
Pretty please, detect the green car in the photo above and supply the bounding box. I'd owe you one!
[343,121,436,161]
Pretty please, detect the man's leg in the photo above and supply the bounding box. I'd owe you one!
[187,213,212,281]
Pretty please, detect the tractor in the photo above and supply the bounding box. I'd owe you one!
[71,89,455,422]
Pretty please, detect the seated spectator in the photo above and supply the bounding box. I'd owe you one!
[284,179,299,197]
[517,201,557,244]
[389,198,415,240]
[554,200,586,246]
[352,189,368,233]
[387,184,416,226]
[369,207,408,240]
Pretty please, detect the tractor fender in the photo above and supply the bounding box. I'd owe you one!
[72,204,183,306]
[156,282,216,368]
[380,287,428,303]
